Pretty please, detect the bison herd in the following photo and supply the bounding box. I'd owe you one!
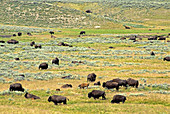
[8,73,140,105]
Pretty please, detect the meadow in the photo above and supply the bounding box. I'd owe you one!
[0,0,170,113]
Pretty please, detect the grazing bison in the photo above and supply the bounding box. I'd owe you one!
[61,84,72,88]
[18,32,22,36]
[34,44,41,49]
[126,78,139,88]
[88,90,106,100]
[51,35,56,38]
[39,63,48,69]
[48,95,69,105]
[150,51,155,56]
[27,32,32,36]
[87,73,96,82]
[30,41,35,46]
[111,95,126,104]
[52,57,59,65]
[86,10,92,13]
[80,31,85,35]
[61,76,71,79]
[94,81,101,86]
[163,57,170,61]
[7,39,19,44]
[72,61,84,64]
[14,58,20,60]
[158,37,166,40]
[56,89,60,91]
[0,40,5,43]
[9,83,24,92]
[78,83,89,89]
[57,42,71,47]
[111,78,127,88]
[49,31,54,34]
[124,25,130,29]
[102,81,119,90]
[24,92,40,99]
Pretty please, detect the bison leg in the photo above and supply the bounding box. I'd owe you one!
[63,100,67,104]
[102,95,106,100]
[54,102,58,105]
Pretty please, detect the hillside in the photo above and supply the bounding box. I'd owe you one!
[0,0,170,29]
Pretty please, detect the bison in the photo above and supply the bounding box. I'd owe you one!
[0,40,5,43]
[111,95,126,104]
[61,84,72,88]
[7,39,19,44]
[80,31,85,35]
[34,44,41,49]
[48,95,69,105]
[150,51,155,56]
[49,31,54,34]
[124,25,130,29]
[18,32,22,36]
[88,90,106,100]
[52,58,59,65]
[30,41,35,46]
[87,73,96,82]
[9,83,24,92]
[39,63,48,69]
[14,58,20,60]
[27,32,32,36]
[126,78,139,88]
[102,81,119,90]
[163,57,170,61]
[85,10,92,13]
[94,81,101,86]
[120,37,126,40]
[13,34,16,37]
[111,78,127,88]
[24,92,40,99]
[78,83,89,89]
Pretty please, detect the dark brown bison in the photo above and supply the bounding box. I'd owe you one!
[56,89,60,91]
[126,78,139,88]
[24,92,40,99]
[148,35,158,40]
[163,57,170,61]
[86,10,92,13]
[158,37,166,40]
[14,58,20,60]
[94,81,101,86]
[7,39,19,44]
[39,63,48,69]
[61,84,72,88]
[9,83,24,92]
[30,41,35,46]
[80,31,85,35]
[78,83,89,89]
[111,78,127,88]
[111,95,126,104]
[103,81,119,90]
[13,34,16,37]
[88,90,106,100]
[61,76,71,79]
[51,35,56,38]
[48,95,69,105]
[34,44,41,49]
[124,25,130,29]
[87,73,96,82]
[52,58,59,65]
[18,32,22,36]
[27,32,32,36]
[0,40,5,43]
[49,31,54,34]
[57,42,71,47]
[150,51,155,56]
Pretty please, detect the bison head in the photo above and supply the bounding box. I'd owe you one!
[48,96,52,102]
[102,82,106,87]
[88,92,92,98]
[111,99,115,103]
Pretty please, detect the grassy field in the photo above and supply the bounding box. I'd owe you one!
[0,29,170,113]
[0,0,170,113]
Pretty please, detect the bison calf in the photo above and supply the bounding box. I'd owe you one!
[78,83,89,89]
[88,90,106,100]
[94,81,101,86]
[111,95,126,104]
[48,95,69,105]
